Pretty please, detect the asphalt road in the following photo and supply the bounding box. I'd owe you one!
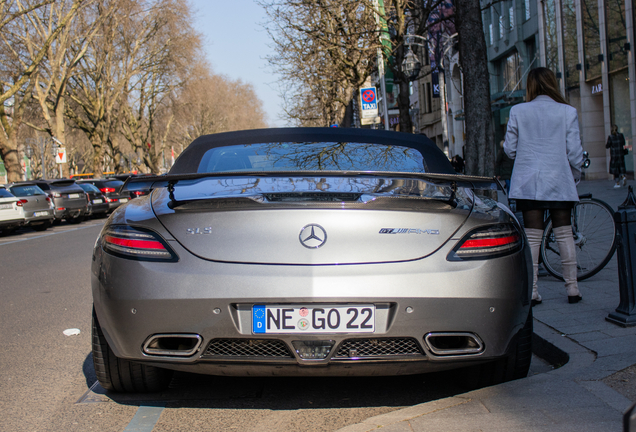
[0,220,551,432]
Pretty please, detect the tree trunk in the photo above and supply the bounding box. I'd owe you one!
[0,143,22,182]
[90,135,103,177]
[455,0,494,176]
[397,79,412,133]
[341,99,354,128]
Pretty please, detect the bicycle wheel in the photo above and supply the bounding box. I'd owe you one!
[541,198,616,281]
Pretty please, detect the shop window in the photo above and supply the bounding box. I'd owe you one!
[544,0,559,76]
[582,0,602,81]
[509,5,514,29]
[502,51,522,92]
[605,0,628,73]
[562,0,579,88]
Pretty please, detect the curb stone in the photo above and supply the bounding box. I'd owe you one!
[335,318,620,432]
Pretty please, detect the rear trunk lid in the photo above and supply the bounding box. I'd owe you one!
[151,176,475,265]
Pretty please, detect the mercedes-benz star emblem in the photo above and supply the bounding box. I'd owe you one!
[299,224,327,249]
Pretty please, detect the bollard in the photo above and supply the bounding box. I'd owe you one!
[607,186,636,327]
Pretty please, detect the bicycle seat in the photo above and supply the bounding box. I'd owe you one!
[579,193,592,199]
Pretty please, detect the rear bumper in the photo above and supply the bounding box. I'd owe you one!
[92,238,532,376]
[24,209,54,224]
[0,218,24,229]
[52,198,87,219]
[87,202,110,215]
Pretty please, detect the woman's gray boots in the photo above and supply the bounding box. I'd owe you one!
[525,228,543,305]
[553,225,582,303]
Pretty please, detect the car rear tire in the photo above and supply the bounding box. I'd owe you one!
[67,215,84,224]
[32,221,51,231]
[92,308,173,393]
[462,308,533,389]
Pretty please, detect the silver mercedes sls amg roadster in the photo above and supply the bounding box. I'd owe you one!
[91,128,532,393]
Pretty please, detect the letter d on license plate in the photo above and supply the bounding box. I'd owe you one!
[253,305,375,334]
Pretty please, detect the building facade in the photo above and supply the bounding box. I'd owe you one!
[484,0,636,179]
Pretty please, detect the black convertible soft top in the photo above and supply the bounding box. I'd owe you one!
[170,127,456,175]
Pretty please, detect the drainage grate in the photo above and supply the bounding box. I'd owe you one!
[334,338,424,358]
[203,339,293,358]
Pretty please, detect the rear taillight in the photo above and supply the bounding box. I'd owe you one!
[100,187,116,193]
[45,196,51,203]
[133,191,144,196]
[101,225,178,262]
[52,192,61,198]
[16,199,27,206]
[447,224,522,261]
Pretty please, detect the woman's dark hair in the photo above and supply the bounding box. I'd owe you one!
[526,67,568,105]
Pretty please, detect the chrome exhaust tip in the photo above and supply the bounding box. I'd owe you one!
[143,334,203,357]
[424,332,484,356]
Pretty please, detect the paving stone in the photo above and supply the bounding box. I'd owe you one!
[601,326,636,338]
[570,331,610,342]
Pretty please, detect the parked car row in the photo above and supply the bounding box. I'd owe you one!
[0,175,152,234]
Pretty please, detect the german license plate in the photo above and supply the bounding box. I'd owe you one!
[93,199,103,204]
[120,198,128,203]
[68,193,80,198]
[0,203,12,209]
[34,211,49,217]
[253,305,375,334]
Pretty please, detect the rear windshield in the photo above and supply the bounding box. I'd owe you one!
[0,188,14,198]
[197,142,426,173]
[78,183,100,193]
[10,185,45,196]
[50,180,77,187]
[100,180,124,189]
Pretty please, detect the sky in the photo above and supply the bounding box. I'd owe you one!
[188,0,286,127]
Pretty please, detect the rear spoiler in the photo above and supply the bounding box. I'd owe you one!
[121,171,503,194]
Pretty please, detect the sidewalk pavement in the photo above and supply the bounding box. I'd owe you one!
[337,179,636,432]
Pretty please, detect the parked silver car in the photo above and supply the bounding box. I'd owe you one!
[31,179,88,223]
[91,128,532,393]
[7,183,55,231]
[0,187,25,234]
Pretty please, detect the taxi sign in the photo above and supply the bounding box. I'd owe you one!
[360,87,378,119]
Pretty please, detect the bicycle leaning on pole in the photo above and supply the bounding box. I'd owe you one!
[538,151,617,281]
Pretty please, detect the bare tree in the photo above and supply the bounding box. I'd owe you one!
[380,0,449,133]
[260,0,380,127]
[65,0,180,176]
[119,0,201,173]
[24,0,108,178]
[0,0,84,182]
[170,65,267,153]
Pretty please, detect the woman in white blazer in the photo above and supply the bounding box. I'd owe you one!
[504,67,584,305]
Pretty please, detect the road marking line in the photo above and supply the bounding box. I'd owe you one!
[123,404,165,432]
[0,222,103,246]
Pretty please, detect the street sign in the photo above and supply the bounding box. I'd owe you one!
[55,147,67,164]
[361,117,381,125]
[432,71,440,98]
[360,87,378,119]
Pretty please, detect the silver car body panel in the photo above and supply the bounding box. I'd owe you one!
[7,186,53,225]
[92,180,531,376]
[0,195,25,228]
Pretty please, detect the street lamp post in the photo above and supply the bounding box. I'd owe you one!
[25,137,49,179]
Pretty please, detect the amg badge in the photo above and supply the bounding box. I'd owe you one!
[379,228,440,235]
